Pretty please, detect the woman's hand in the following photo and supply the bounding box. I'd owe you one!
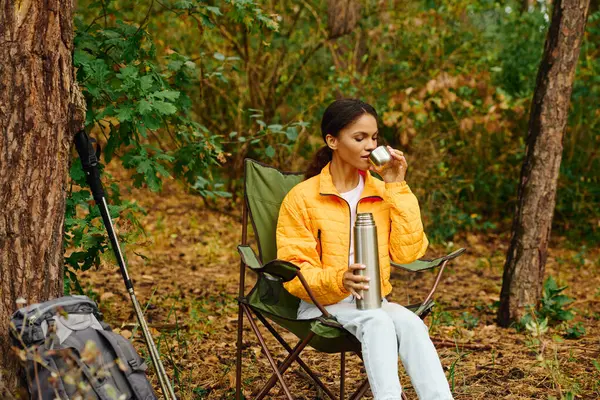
[343,264,370,300]
[369,146,407,183]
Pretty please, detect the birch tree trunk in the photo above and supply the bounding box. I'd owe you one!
[498,0,591,326]
[0,0,85,392]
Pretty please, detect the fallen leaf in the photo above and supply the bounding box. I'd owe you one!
[100,292,115,301]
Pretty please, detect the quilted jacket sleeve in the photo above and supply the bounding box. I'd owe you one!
[277,192,349,305]
[384,181,429,263]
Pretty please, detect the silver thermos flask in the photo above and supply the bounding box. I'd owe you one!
[354,213,382,310]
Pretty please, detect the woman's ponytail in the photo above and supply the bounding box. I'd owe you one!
[304,146,333,180]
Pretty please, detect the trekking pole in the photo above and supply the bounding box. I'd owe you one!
[74,130,177,400]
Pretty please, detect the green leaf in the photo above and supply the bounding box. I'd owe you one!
[70,162,86,183]
[200,14,215,28]
[117,65,138,80]
[553,295,574,307]
[285,126,298,141]
[137,99,153,115]
[115,106,135,122]
[205,6,222,15]
[155,163,171,178]
[168,60,184,71]
[265,146,275,158]
[140,75,154,93]
[173,0,193,9]
[152,90,180,101]
[544,276,559,293]
[142,115,161,130]
[153,101,177,115]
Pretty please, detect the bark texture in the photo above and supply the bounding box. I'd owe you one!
[327,0,361,39]
[498,0,591,326]
[0,0,85,392]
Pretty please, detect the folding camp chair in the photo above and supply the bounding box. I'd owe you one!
[235,159,466,399]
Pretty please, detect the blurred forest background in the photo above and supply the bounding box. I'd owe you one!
[56,0,600,398]
[68,0,599,275]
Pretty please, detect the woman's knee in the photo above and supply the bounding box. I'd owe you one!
[358,309,396,334]
[386,304,429,334]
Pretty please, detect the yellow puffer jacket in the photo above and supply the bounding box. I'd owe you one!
[276,163,429,306]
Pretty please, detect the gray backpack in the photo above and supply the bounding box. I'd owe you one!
[10,295,158,400]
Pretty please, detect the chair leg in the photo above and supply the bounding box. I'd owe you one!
[255,332,314,400]
[235,303,244,400]
[252,310,337,400]
[340,352,345,400]
[348,378,369,400]
[241,304,294,400]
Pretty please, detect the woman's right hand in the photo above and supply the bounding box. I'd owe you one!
[343,264,370,299]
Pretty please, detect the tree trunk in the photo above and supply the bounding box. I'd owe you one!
[522,0,536,13]
[0,0,85,393]
[327,0,361,39]
[498,0,591,327]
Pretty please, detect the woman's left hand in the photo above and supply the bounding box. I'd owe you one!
[369,146,408,183]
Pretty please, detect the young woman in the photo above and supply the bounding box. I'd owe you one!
[276,99,453,400]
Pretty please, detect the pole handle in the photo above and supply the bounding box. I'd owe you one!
[74,130,105,202]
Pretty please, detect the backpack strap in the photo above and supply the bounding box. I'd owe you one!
[63,333,119,400]
[96,330,157,400]
[96,330,147,373]
[24,344,69,400]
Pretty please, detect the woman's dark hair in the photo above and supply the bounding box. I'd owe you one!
[305,99,378,179]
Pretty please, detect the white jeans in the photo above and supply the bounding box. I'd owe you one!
[298,297,453,400]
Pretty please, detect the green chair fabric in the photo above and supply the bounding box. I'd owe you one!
[391,248,466,272]
[241,159,362,353]
[245,160,303,264]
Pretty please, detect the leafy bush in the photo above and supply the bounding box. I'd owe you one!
[537,276,575,324]
[65,1,281,292]
[563,322,586,340]
[460,311,480,329]
[518,276,586,339]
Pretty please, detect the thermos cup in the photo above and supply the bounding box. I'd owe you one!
[354,213,382,310]
[369,146,392,167]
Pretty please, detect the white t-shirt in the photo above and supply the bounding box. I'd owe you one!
[340,174,365,266]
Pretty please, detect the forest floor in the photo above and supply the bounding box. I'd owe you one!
[78,171,600,400]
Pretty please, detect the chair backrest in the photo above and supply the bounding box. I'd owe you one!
[244,159,304,263]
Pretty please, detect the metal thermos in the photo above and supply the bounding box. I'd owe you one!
[354,213,382,310]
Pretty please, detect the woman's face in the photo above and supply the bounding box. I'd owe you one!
[327,113,379,170]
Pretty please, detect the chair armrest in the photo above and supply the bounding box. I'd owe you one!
[237,245,299,282]
[237,246,332,317]
[391,247,466,272]
[390,248,466,316]
[238,245,262,270]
